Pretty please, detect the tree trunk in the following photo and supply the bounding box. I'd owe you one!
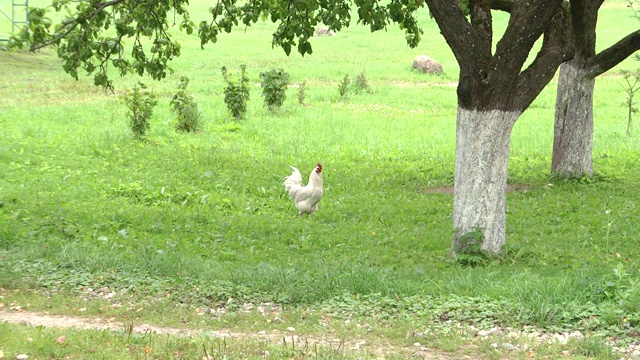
[551,60,595,177]
[451,108,519,256]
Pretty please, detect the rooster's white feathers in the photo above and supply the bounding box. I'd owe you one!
[283,164,324,215]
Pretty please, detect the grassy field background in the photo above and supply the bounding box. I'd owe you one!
[1,1,640,358]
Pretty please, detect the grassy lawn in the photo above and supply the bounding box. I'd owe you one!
[1,1,640,358]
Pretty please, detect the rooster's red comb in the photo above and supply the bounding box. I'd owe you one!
[316,163,322,172]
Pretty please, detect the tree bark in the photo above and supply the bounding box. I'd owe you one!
[550,0,639,178]
[452,108,519,256]
[551,60,595,177]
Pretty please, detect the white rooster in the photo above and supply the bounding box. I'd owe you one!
[283,163,324,215]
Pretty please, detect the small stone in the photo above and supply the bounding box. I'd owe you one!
[569,331,583,339]
[477,328,502,337]
[502,343,517,350]
[272,317,283,323]
[16,355,28,360]
[286,327,295,332]
[18,320,29,326]
[413,342,422,347]
[414,332,426,338]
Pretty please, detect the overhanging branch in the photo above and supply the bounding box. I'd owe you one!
[587,30,640,78]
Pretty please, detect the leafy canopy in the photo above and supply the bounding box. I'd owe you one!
[14,0,425,89]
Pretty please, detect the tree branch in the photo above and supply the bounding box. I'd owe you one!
[514,3,574,110]
[424,0,483,75]
[569,0,604,58]
[492,0,564,79]
[30,0,126,51]
[587,30,640,78]
[491,0,512,13]
[470,0,492,58]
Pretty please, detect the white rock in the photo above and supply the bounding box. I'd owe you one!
[569,331,583,339]
[16,355,28,360]
[412,55,443,75]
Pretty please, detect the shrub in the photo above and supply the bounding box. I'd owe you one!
[170,76,202,132]
[620,57,640,136]
[260,68,290,110]
[338,74,350,99]
[353,69,369,93]
[121,82,157,137]
[221,65,250,119]
[297,80,307,105]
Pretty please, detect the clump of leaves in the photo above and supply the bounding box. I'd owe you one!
[121,82,157,137]
[338,74,350,99]
[170,76,202,132]
[260,68,290,110]
[353,69,369,93]
[222,65,250,119]
[297,80,308,105]
[452,227,490,267]
[598,263,640,312]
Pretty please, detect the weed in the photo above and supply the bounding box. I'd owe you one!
[221,65,250,119]
[451,228,490,267]
[338,74,350,99]
[600,263,640,310]
[297,80,307,105]
[620,60,640,136]
[569,336,615,359]
[120,82,157,137]
[353,69,369,93]
[260,68,290,110]
[170,76,202,132]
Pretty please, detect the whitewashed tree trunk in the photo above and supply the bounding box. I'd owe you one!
[551,61,595,177]
[451,108,520,256]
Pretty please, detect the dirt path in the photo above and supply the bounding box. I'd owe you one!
[0,309,445,359]
[0,308,235,337]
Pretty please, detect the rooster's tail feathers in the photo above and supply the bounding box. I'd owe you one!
[283,166,303,193]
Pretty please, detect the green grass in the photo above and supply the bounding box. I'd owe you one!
[1,1,640,358]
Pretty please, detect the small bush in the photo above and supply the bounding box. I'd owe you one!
[338,74,350,99]
[260,68,290,110]
[353,69,369,93]
[297,80,307,105]
[452,228,490,267]
[170,76,202,132]
[620,63,640,136]
[121,82,157,137]
[222,65,250,119]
